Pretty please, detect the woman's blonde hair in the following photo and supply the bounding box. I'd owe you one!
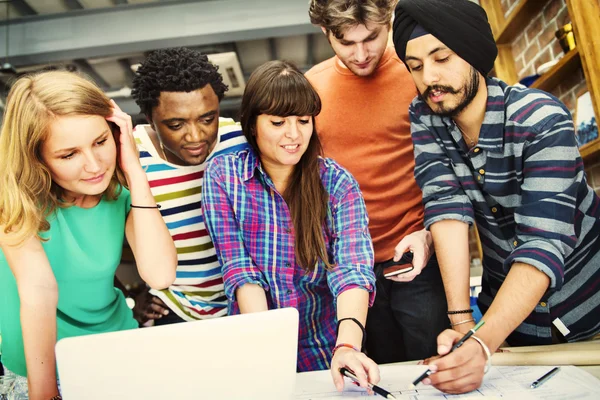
[0,71,127,244]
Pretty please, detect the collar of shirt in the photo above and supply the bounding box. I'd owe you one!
[240,148,278,191]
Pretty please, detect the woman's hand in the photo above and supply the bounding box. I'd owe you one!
[105,100,143,182]
[330,347,380,393]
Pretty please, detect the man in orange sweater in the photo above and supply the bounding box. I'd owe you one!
[306,0,448,363]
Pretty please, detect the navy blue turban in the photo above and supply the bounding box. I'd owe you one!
[393,0,498,76]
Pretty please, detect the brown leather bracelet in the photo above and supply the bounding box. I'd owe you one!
[50,395,62,400]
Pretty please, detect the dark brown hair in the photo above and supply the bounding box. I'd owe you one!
[240,60,332,271]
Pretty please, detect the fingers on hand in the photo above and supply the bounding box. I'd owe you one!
[152,296,168,307]
[431,341,485,389]
[330,366,344,392]
[394,239,411,261]
[429,346,485,393]
[436,329,462,355]
[150,303,169,315]
[432,371,483,394]
[387,271,418,282]
[362,357,380,384]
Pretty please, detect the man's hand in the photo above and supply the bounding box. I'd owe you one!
[387,228,433,282]
[423,329,487,394]
[330,347,380,393]
[132,288,170,325]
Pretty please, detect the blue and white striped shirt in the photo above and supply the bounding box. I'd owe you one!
[411,77,600,345]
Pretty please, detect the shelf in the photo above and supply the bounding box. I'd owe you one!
[531,48,581,92]
[581,139,600,166]
[495,0,550,45]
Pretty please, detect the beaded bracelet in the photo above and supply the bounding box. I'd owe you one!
[447,309,473,315]
[332,343,360,356]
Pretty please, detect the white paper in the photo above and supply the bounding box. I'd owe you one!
[294,364,600,399]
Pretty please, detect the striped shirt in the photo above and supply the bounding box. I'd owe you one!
[134,118,248,320]
[202,149,375,371]
[411,77,600,345]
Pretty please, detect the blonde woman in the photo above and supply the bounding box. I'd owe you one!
[0,71,177,400]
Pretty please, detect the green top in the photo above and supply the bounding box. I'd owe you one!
[0,188,138,376]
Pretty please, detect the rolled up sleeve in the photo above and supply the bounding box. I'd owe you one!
[505,115,582,290]
[410,104,475,229]
[325,169,375,306]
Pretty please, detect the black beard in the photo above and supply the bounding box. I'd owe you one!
[419,67,480,118]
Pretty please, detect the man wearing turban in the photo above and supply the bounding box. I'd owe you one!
[393,0,600,394]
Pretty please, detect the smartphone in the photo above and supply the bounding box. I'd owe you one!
[383,251,414,278]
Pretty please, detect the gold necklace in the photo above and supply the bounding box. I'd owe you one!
[457,125,477,148]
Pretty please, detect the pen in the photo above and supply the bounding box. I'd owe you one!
[340,367,396,399]
[409,320,485,389]
[530,367,560,389]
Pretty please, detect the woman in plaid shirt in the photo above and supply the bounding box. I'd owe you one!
[203,60,379,391]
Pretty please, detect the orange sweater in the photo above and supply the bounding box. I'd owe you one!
[306,47,424,262]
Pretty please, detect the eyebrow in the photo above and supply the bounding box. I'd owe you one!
[340,29,380,44]
[405,46,450,62]
[161,110,217,124]
[54,130,110,154]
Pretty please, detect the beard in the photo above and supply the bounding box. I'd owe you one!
[419,67,480,118]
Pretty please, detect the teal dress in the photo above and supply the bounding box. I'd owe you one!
[0,189,138,376]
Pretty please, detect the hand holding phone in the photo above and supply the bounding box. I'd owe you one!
[382,251,414,278]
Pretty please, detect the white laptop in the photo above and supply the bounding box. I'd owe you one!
[56,308,299,400]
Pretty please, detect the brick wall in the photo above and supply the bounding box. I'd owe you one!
[468,0,599,260]
[506,0,587,115]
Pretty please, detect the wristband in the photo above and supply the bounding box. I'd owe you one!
[447,309,473,315]
[337,317,366,351]
[332,343,360,356]
[470,335,492,374]
[130,204,161,209]
[450,318,475,327]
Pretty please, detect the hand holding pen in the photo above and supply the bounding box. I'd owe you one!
[330,345,380,393]
[411,320,486,389]
[340,368,396,399]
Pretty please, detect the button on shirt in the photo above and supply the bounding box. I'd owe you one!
[202,149,375,372]
[410,77,600,345]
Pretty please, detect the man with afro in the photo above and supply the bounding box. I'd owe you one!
[129,47,248,325]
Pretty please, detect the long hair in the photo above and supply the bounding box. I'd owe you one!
[0,71,127,245]
[240,60,332,271]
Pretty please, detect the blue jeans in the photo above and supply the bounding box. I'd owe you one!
[365,255,448,363]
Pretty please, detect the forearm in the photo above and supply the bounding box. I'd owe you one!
[20,295,59,400]
[335,288,369,349]
[430,220,471,325]
[236,283,268,313]
[126,170,177,290]
[476,262,550,352]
